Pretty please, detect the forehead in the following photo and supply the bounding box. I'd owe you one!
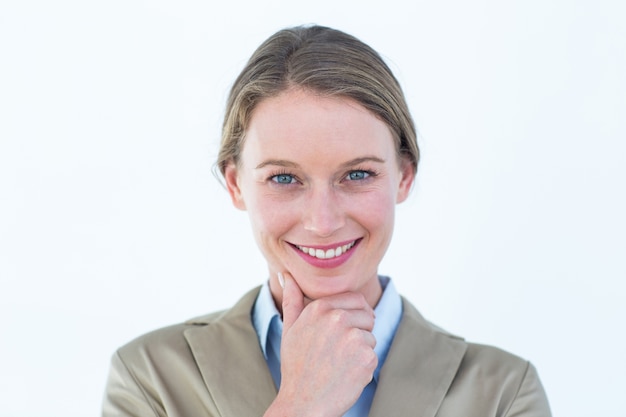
[241,89,396,164]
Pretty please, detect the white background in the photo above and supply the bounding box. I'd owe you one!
[1,1,625,416]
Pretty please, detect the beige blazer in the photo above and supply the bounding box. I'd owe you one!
[103,287,551,417]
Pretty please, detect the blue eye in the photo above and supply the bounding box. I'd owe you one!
[347,170,370,180]
[271,174,296,184]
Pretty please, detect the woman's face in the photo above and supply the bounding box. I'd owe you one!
[224,88,414,306]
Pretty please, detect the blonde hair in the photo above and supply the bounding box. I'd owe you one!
[217,25,419,176]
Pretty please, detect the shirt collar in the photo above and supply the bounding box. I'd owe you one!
[370,276,403,379]
[252,281,281,359]
[251,276,403,380]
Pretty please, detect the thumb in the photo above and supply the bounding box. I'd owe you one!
[279,272,305,332]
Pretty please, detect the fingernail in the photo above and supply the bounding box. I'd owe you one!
[277,272,285,289]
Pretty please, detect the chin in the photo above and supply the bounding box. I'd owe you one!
[298,271,370,298]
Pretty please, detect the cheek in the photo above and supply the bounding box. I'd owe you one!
[349,191,396,232]
[247,193,298,242]
[371,200,396,229]
[369,184,398,218]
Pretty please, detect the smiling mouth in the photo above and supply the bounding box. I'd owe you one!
[295,240,358,260]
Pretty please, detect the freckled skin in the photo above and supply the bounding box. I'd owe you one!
[224,88,415,308]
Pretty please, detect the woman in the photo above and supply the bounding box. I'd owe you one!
[103,25,551,417]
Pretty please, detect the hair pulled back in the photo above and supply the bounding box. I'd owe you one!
[217,25,419,176]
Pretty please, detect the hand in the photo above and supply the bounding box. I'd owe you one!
[264,272,377,417]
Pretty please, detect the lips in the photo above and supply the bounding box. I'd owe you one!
[289,239,361,269]
[295,240,357,260]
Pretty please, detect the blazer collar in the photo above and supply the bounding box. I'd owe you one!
[183,287,277,417]
[369,297,467,417]
[183,289,467,417]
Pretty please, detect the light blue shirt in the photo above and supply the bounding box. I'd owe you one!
[252,276,403,417]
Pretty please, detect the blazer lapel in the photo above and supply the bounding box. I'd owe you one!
[369,298,467,417]
[184,287,277,417]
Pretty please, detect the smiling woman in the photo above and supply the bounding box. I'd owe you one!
[102,25,552,417]
[224,89,414,307]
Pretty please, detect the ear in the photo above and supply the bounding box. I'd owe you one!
[224,161,247,210]
[396,157,415,204]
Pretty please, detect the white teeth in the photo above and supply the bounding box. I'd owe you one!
[296,241,356,260]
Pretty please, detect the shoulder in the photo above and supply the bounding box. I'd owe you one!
[115,311,224,360]
[448,342,550,416]
[397,297,551,416]
[104,287,263,416]
[114,286,260,365]
[457,341,533,384]
[400,296,530,370]
[110,310,228,394]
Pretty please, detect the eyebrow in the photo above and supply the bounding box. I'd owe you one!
[340,156,386,168]
[255,156,386,170]
[255,159,300,169]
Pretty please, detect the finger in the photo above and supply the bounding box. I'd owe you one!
[359,328,377,350]
[280,272,305,332]
[339,309,376,333]
[308,303,376,333]
[312,291,375,316]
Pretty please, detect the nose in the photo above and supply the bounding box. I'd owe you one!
[302,185,346,237]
